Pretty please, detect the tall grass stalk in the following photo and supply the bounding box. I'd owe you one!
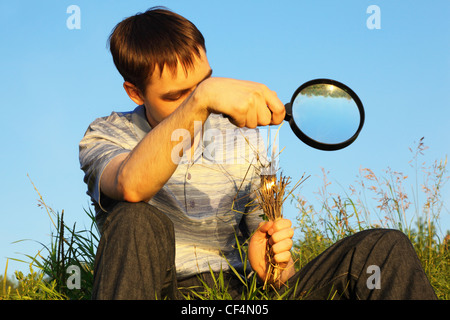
[2,177,99,300]
[294,139,449,299]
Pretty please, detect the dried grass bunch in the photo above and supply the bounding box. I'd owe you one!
[257,172,306,289]
[235,124,308,288]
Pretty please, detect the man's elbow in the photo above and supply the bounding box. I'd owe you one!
[118,178,157,203]
[115,164,163,203]
[121,188,147,203]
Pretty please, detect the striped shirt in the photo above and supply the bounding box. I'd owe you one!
[79,105,268,279]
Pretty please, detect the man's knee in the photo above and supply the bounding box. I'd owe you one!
[366,228,410,244]
[380,228,414,251]
[92,202,177,300]
[103,201,174,239]
[354,228,407,241]
[353,228,415,257]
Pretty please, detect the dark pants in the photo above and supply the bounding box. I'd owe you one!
[91,202,437,300]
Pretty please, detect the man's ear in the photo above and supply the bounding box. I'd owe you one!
[123,81,145,105]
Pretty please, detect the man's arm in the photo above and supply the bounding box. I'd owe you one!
[100,94,208,202]
[100,77,286,203]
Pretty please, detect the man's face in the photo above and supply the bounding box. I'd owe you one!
[140,49,212,128]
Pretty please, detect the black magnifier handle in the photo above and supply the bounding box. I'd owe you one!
[284,102,292,122]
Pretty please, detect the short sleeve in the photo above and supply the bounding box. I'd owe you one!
[79,111,139,211]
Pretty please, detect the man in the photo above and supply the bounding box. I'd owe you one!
[79,7,437,300]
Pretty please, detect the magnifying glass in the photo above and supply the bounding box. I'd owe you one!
[284,79,365,151]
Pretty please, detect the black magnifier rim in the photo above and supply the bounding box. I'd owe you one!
[286,78,365,151]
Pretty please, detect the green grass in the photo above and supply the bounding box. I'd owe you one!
[293,140,449,299]
[1,141,449,300]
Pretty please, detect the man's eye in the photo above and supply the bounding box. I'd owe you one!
[164,96,181,101]
[163,91,188,102]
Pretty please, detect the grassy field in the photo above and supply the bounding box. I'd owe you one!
[1,142,449,300]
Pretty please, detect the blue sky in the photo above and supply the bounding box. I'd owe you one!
[1,0,449,276]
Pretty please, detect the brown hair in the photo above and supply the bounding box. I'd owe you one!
[108,7,206,93]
